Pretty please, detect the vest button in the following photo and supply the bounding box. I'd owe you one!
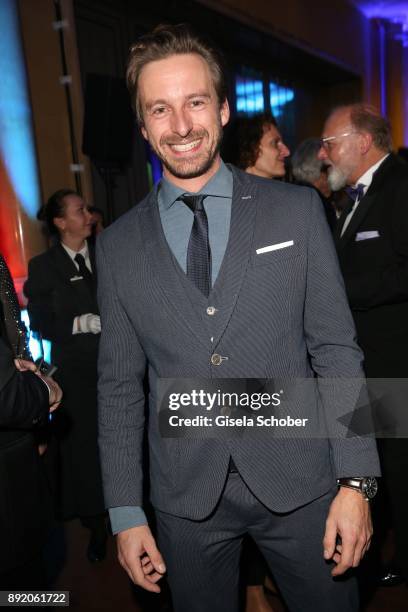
[210,353,222,366]
[207,306,216,316]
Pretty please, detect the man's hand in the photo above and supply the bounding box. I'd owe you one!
[14,358,37,373]
[42,376,62,411]
[117,524,166,593]
[323,486,372,576]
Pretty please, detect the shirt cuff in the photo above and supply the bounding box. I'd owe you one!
[108,506,148,535]
[72,316,79,335]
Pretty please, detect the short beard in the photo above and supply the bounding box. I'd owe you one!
[153,125,223,180]
[160,140,222,179]
[327,165,348,191]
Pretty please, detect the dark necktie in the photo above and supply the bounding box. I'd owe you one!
[345,183,365,202]
[74,253,93,288]
[179,194,211,297]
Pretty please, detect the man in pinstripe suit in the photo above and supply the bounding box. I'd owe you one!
[96,24,380,612]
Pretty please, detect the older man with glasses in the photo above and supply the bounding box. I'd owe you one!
[319,103,408,589]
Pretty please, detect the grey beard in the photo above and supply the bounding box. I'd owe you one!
[327,166,348,191]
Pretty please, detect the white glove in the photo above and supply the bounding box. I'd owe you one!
[74,313,101,334]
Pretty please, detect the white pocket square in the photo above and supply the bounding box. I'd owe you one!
[355,231,380,241]
[70,275,83,282]
[256,240,294,255]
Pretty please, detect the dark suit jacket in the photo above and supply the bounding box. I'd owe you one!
[335,154,408,377]
[294,181,337,232]
[24,243,99,363]
[97,165,380,520]
[24,242,104,518]
[0,335,51,573]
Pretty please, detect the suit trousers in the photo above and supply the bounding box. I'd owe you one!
[156,473,358,612]
[379,438,408,579]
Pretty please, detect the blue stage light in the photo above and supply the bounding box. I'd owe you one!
[236,78,265,115]
[353,1,408,21]
[269,83,295,118]
[20,309,52,363]
[0,0,41,219]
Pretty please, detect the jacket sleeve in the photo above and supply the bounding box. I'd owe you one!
[303,190,381,477]
[24,257,56,340]
[96,235,147,509]
[24,255,74,342]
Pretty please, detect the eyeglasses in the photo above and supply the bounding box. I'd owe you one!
[320,131,358,150]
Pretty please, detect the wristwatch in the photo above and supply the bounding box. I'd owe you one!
[336,477,378,501]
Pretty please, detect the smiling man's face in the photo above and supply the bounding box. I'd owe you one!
[138,53,229,190]
[251,123,290,179]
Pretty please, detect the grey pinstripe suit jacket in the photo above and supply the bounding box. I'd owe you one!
[96,165,380,520]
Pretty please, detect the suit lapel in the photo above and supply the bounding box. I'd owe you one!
[337,191,376,250]
[210,166,257,346]
[336,154,395,251]
[139,190,210,349]
[334,197,352,246]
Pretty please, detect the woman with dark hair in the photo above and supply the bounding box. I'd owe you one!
[24,189,107,563]
[0,254,62,588]
[0,255,30,358]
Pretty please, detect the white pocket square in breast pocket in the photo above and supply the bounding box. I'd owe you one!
[355,231,380,241]
[70,275,84,282]
[256,240,294,255]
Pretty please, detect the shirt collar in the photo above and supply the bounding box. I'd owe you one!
[61,241,89,261]
[353,154,389,193]
[158,160,233,210]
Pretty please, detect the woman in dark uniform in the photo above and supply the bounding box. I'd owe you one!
[24,189,107,562]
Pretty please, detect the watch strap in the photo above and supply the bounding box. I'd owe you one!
[337,477,377,500]
[337,477,364,489]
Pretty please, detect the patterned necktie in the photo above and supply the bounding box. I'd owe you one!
[345,183,365,202]
[179,194,211,297]
[74,253,93,288]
